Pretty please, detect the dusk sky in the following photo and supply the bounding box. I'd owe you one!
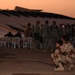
[0,0,75,18]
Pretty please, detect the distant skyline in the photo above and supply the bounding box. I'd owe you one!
[0,0,75,18]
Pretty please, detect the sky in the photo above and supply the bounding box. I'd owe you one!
[0,0,75,18]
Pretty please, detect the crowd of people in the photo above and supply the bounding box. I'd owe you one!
[3,20,75,71]
[4,20,75,51]
[24,20,75,51]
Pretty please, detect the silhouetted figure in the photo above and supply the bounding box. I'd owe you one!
[70,24,75,37]
[42,20,50,51]
[50,21,59,52]
[65,24,70,36]
[33,20,41,49]
[4,31,13,37]
[24,23,32,37]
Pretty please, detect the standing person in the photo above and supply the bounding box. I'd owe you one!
[33,20,41,49]
[65,24,70,36]
[70,24,75,47]
[24,23,32,37]
[59,23,65,37]
[40,24,44,49]
[50,21,59,52]
[21,32,25,48]
[42,20,50,51]
[24,23,32,49]
[70,24,75,38]
[59,24,63,37]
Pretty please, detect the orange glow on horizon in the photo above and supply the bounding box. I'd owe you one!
[0,0,75,18]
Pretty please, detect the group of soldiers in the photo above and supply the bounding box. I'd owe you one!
[24,20,75,52]
[24,20,75,71]
[4,20,75,71]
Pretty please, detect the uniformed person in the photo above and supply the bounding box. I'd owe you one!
[51,40,65,71]
[50,21,59,52]
[33,20,41,49]
[42,20,50,51]
[61,35,75,70]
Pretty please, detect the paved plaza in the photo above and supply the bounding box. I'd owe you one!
[0,48,75,75]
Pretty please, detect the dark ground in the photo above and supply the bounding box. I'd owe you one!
[0,48,75,75]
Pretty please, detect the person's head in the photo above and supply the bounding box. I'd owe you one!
[61,35,69,43]
[56,40,63,48]
[45,20,49,24]
[53,21,56,25]
[8,31,12,34]
[27,23,31,27]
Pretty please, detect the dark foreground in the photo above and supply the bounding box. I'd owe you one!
[0,48,75,75]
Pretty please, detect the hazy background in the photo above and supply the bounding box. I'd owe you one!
[0,0,75,18]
